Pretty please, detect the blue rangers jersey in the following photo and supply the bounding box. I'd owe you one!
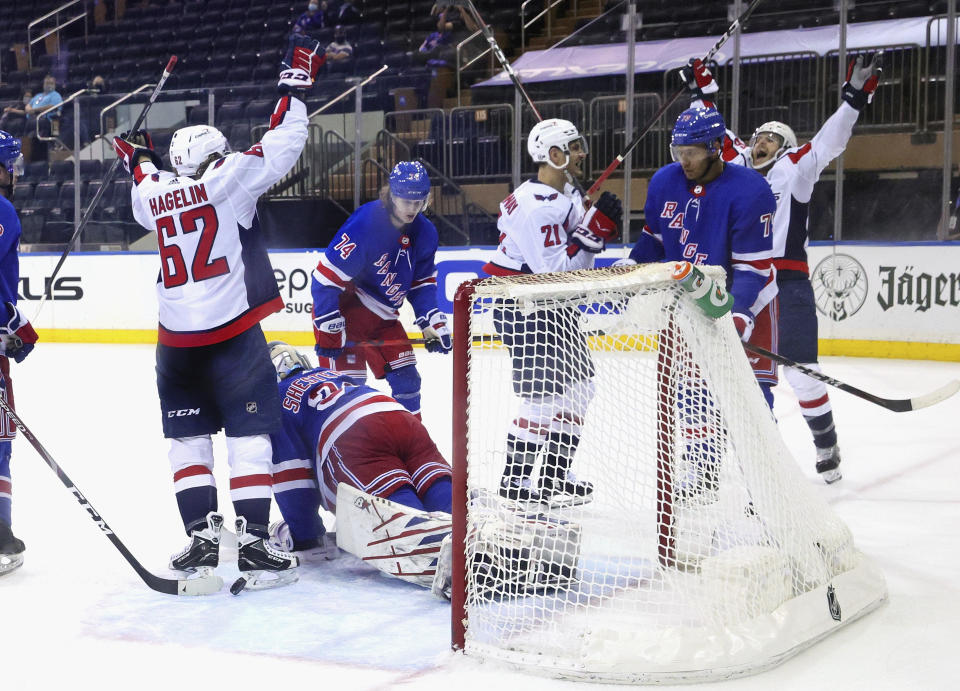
[311,200,440,321]
[130,96,307,346]
[270,367,406,501]
[631,161,778,319]
[0,196,22,309]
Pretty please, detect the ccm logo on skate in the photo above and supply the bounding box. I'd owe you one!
[167,408,200,418]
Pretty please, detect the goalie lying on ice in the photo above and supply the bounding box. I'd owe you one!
[267,341,453,593]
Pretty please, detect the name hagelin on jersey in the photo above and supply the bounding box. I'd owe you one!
[811,254,868,322]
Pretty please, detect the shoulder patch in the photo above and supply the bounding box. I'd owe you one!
[243,143,264,158]
[0,222,4,236]
[534,192,558,202]
[787,142,812,164]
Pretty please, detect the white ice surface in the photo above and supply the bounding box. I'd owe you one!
[1,344,958,690]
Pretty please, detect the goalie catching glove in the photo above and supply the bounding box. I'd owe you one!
[313,309,346,358]
[415,308,451,354]
[568,191,622,254]
[279,34,325,93]
[112,128,163,175]
[841,53,881,111]
[0,302,38,363]
[679,58,719,105]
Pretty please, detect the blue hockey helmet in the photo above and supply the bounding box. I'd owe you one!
[671,107,726,152]
[389,161,430,201]
[0,130,24,177]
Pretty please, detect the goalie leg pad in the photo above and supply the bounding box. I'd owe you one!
[335,483,451,589]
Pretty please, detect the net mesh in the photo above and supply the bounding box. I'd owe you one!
[457,264,886,683]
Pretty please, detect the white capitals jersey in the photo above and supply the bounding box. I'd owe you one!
[131,96,308,346]
[731,103,860,277]
[484,178,592,276]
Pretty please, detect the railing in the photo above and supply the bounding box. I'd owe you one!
[520,0,577,53]
[448,103,515,182]
[823,45,920,131]
[455,29,495,107]
[27,0,89,69]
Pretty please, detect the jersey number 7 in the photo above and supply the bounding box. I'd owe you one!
[156,204,229,288]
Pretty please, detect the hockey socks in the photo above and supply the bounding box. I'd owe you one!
[421,477,452,514]
[232,498,271,537]
[499,436,542,501]
[176,486,218,535]
[539,431,593,505]
[804,409,839,450]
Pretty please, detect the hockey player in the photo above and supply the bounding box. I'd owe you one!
[678,55,882,483]
[0,131,38,577]
[266,342,452,592]
[483,118,623,504]
[311,160,448,418]
[112,35,325,589]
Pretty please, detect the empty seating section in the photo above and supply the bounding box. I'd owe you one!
[1,0,952,245]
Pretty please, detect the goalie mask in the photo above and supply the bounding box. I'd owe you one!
[527,118,588,171]
[168,124,230,177]
[749,121,797,170]
[268,341,313,382]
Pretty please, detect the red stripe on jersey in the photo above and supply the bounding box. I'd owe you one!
[317,394,399,455]
[799,394,830,410]
[230,473,273,489]
[132,164,149,185]
[0,478,11,495]
[314,261,349,289]
[735,258,775,272]
[410,276,437,288]
[269,96,291,131]
[773,259,809,274]
[787,142,812,163]
[272,467,315,484]
[173,465,213,482]
[158,296,284,347]
[482,262,525,276]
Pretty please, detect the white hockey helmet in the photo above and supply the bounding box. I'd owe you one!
[527,118,588,170]
[168,124,230,176]
[268,341,313,382]
[749,121,797,169]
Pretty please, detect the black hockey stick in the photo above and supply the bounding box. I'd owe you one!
[743,342,960,412]
[0,395,221,595]
[586,0,766,196]
[35,55,178,320]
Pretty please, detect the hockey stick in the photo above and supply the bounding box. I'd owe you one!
[0,395,221,595]
[742,342,960,413]
[34,55,178,321]
[586,0,766,196]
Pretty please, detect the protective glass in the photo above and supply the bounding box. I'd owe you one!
[4,154,24,177]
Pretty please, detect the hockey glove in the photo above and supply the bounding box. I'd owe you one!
[841,54,881,111]
[569,191,622,254]
[279,35,325,93]
[0,302,38,363]
[732,312,754,342]
[678,58,719,105]
[112,135,163,175]
[416,308,452,354]
[313,309,346,359]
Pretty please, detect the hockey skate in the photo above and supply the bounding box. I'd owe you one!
[499,475,544,503]
[230,516,299,595]
[169,511,224,582]
[816,445,842,484]
[268,520,338,563]
[0,519,25,576]
[538,470,594,508]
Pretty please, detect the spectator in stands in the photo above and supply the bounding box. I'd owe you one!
[325,26,354,72]
[25,76,63,133]
[293,1,327,35]
[0,89,33,138]
[88,75,108,94]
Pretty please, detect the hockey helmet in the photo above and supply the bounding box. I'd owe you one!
[0,130,24,177]
[527,118,588,170]
[671,107,726,158]
[268,341,313,382]
[168,124,230,177]
[749,121,798,170]
[389,161,430,200]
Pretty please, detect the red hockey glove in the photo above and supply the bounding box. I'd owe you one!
[0,302,38,363]
[112,135,162,175]
[415,308,452,354]
[313,309,346,359]
[279,35,325,93]
[679,58,719,104]
[841,54,881,111]
[569,191,622,254]
[732,312,754,342]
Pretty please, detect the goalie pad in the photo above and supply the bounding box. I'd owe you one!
[335,483,451,589]
[466,489,582,597]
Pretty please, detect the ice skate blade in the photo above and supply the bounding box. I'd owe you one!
[231,569,299,594]
[544,492,593,509]
[820,468,842,484]
[0,552,24,575]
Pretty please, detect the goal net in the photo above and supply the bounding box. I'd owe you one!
[450,263,886,684]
